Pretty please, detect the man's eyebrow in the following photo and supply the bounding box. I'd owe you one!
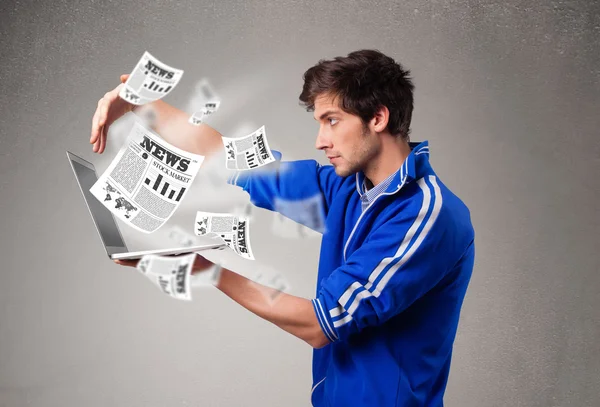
[314,110,341,121]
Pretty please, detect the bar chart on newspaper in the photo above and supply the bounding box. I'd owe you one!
[143,171,187,202]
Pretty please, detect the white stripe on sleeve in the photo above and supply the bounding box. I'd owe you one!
[329,176,442,328]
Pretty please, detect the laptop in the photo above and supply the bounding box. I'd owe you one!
[67,151,225,260]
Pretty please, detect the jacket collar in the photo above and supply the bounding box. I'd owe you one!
[355,140,430,195]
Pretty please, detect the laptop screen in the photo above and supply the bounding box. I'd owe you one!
[71,159,127,249]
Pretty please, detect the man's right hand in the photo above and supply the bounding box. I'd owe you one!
[90,74,134,154]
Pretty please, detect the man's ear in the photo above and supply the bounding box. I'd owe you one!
[370,105,390,133]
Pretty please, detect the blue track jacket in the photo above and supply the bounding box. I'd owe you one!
[227,141,475,407]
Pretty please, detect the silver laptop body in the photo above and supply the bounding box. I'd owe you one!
[66,151,224,260]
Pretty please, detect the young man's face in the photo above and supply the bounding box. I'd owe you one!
[313,94,380,177]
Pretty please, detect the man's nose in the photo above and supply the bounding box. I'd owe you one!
[315,130,331,150]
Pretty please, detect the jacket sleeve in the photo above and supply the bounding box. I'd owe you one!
[227,151,345,231]
[311,178,455,343]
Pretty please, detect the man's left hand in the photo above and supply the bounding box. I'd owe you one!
[114,253,215,275]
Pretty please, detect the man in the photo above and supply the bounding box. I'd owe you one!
[90,49,475,406]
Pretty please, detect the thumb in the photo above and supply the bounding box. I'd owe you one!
[120,74,129,83]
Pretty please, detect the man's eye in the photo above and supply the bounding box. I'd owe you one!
[328,118,339,126]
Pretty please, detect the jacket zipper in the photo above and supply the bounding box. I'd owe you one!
[343,182,404,262]
[311,376,326,396]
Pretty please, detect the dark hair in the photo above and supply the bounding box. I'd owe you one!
[299,49,414,140]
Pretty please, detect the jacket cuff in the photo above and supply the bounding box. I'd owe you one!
[226,150,283,188]
[311,298,339,343]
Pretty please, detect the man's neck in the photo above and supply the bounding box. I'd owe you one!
[363,136,412,188]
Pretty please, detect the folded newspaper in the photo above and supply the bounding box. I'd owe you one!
[222,125,276,171]
[119,51,184,105]
[188,103,219,126]
[137,253,195,300]
[189,102,221,126]
[194,211,254,260]
[188,79,221,126]
[90,121,204,233]
[167,225,225,287]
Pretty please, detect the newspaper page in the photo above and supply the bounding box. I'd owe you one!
[119,51,184,105]
[188,79,221,126]
[188,109,207,126]
[167,225,225,287]
[137,253,195,300]
[188,103,220,126]
[186,263,222,287]
[222,125,276,171]
[194,211,254,260]
[188,101,221,126]
[90,121,204,233]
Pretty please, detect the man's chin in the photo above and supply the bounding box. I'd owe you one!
[333,166,355,178]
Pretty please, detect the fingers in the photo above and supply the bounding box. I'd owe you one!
[99,124,107,154]
[92,130,102,152]
[91,95,110,152]
[114,259,139,267]
[91,83,125,152]
[94,93,113,153]
[98,92,112,127]
[120,74,129,83]
[90,98,103,145]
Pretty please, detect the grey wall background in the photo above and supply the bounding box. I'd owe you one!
[1,0,598,406]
